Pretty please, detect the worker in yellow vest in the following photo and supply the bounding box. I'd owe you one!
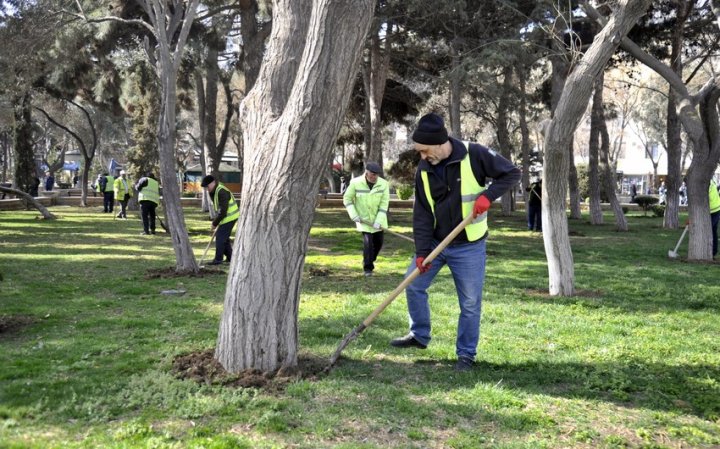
[135,172,160,235]
[96,172,114,213]
[113,170,133,219]
[389,113,521,372]
[710,179,720,258]
[201,175,240,265]
[343,161,390,277]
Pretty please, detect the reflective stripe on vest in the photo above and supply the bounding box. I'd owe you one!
[420,141,488,241]
[139,178,160,205]
[710,180,720,213]
[214,183,240,225]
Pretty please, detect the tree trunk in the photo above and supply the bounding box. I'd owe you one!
[544,0,652,296]
[12,93,35,194]
[496,65,514,215]
[362,20,391,167]
[568,141,582,219]
[0,186,56,219]
[448,49,462,137]
[588,76,604,224]
[517,65,531,203]
[598,88,628,231]
[216,0,374,373]
[663,0,691,229]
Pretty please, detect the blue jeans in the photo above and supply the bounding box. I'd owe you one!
[403,239,486,360]
[527,203,542,231]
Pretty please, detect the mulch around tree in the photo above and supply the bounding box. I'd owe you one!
[144,266,226,279]
[0,315,37,336]
[172,349,328,391]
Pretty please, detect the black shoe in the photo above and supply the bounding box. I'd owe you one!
[390,333,427,349]
[454,357,475,372]
[150,231,156,235]
[141,232,150,235]
[207,260,223,266]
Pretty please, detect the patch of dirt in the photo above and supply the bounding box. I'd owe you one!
[144,266,225,279]
[308,267,330,277]
[172,349,328,391]
[0,315,36,335]
[568,230,586,237]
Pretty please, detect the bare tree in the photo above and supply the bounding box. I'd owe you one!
[215,0,374,373]
[543,0,652,296]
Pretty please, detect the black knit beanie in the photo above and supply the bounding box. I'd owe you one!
[412,113,449,145]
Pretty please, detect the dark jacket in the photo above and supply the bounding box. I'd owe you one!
[413,137,521,257]
[526,181,542,207]
[210,185,233,227]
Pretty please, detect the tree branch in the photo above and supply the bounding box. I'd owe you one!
[0,186,57,219]
[33,107,88,159]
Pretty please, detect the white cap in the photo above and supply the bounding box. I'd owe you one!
[119,170,126,175]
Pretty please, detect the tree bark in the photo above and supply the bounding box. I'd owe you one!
[216,0,374,373]
[448,48,462,137]
[362,19,391,167]
[544,0,652,296]
[588,75,604,224]
[517,65,531,203]
[598,86,628,231]
[142,0,201,272]
[496,65,514,215]
[12,93,36,194]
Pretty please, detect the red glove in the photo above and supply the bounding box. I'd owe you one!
[473,195,491,218]
[416,256,431,274]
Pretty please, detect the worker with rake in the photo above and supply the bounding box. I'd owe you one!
[390,112,521,372]
[343,161,390,277]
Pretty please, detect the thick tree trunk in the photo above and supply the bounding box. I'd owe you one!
[544,0,652,296]
[216,0,374,373]
[0,186,56,219]
[12,93,35,194]
[588,76,604,224]
[568,143,582,219]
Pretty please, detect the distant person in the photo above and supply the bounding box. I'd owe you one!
[45,173,54,192]
[630,182,637,202]
[29,176,40,197]
[97,172,114,213]
[525,178,542,232]
[710,179,720,259]
[135,172,160,235]
[389,112,521,372]
[679,181,687,206]
[339,176,347,194]
[113,170,132,219]
[73,174,79,187]
[200,175,240,265]
[343,161,390,277]
[658,181,667,205]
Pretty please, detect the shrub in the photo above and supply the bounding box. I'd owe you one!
[651,204,665,217]
[634,195,659,215]
[396,184,414,200]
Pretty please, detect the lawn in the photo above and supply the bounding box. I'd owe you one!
[0,205,718,449]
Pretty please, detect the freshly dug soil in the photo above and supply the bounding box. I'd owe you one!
[0,315,36,336]
[172,349,328,390]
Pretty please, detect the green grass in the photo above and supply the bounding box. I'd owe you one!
[1,205,718,448]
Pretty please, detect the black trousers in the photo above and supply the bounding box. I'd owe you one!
[362,231,384,272]
[117,194,130,218]
[140,201,157,234]
[103,192,114,212]
[214,219,237,262]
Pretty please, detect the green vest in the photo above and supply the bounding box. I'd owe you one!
[214,183,239,225]
[139,178,160,205]
[420,141,488,241]
[710,180,720,213]
[97,175,114,193]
